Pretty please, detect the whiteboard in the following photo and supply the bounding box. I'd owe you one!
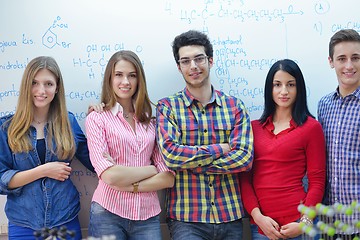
[1,0,359,231]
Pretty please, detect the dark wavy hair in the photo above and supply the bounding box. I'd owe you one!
[172,30,213,64]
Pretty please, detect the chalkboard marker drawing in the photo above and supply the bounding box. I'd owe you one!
[42,29,57,49]
[41,16,71,49]
[314,0,330,15]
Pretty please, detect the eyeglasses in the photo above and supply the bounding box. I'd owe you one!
[178,55,208,67]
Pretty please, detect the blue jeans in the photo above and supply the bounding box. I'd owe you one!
[251,224,302,240]
[167,218,243,240]
[88,201,162,240]
[8,216,82,240]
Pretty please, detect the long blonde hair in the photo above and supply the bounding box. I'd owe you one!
[7,56,75,160]
[101,50,153,124]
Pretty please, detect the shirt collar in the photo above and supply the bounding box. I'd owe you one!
[110,102,124,116]
[182,86,220,107]
[262,115,298,132]
[333,85,360,100]
[110,102,123,116]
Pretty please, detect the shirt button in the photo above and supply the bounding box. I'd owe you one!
[211,202,215,205]
[204,129,207,133]
[209,184,213,187]
[202,110,205,114]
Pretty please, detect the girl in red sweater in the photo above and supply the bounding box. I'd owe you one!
[240,59,326,239]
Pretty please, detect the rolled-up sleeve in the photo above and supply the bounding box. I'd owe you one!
[85,112,114,177]
[69,112,95,172]
[0,121,22,196]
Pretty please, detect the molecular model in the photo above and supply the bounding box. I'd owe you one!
[33,226,116,240]
[298,201,360,240]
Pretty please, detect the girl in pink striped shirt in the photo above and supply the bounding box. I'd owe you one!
[86,50,174,239]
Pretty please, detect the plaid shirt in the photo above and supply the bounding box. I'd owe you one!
[318,86,360,234]
[156,87,253,223]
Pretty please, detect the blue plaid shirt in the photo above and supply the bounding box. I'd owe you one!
[317,86,360,234]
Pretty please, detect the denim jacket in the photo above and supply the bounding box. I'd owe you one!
[0,112,94,230]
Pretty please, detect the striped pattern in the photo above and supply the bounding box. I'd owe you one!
[318,87,360,234]
[156,87,253,223]
[85,103,170,220]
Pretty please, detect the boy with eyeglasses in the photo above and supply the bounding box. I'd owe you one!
[156,30,254,240]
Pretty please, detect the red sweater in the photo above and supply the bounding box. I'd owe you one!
[240,116,326,229]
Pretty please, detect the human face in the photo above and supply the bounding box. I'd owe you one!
[112,60,138,103]
[177,45,213,89]
[31,69,58,110]
[272,70,297,110]
[329,41,360,96]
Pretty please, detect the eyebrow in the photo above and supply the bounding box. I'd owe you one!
[179,54,206,59]
[114,70,137,74]
[336,53,360,58]
[273,79,296,82]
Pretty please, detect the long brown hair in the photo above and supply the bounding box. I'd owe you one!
[7,56,75,160]
[101,50,153,124]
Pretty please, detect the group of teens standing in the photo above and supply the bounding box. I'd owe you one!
[0,28,359,240]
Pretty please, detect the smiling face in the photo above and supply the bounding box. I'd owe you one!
[329,41,360,96]
[112,59,138,104]
[272,70,297,110]
[177,45,213,90]
[31,69,58,111]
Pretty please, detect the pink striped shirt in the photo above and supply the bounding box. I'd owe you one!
[85,102,171,220]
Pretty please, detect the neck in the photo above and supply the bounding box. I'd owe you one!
[273,109,292,123]
[118,99,134,112]
[187,84,212,106]
[339,84,359,97]
[33,109,49,124]
[118,101,135,118]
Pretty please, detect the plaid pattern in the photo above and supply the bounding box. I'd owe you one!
[317,86,360,234]
[156,87,253,223]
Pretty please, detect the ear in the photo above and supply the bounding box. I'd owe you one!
[177,64,182,72]
[208,57,214,68]
[328,56,334,68]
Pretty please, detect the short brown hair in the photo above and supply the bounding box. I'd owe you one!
[329,29,360,60]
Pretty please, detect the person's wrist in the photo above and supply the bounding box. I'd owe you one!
[300,215,313,226]
[251,208,262,221]
[132,182,139,193]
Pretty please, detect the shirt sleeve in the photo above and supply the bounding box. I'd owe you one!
[85,112,114,177]
[151,143,175,175]
[69,112,95,173]
[303,120,326,206]
[0,120,22,196]
[240,170,259,215]
[149,120,175,175]
[206,101,254,174]
[156,100,223,171]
